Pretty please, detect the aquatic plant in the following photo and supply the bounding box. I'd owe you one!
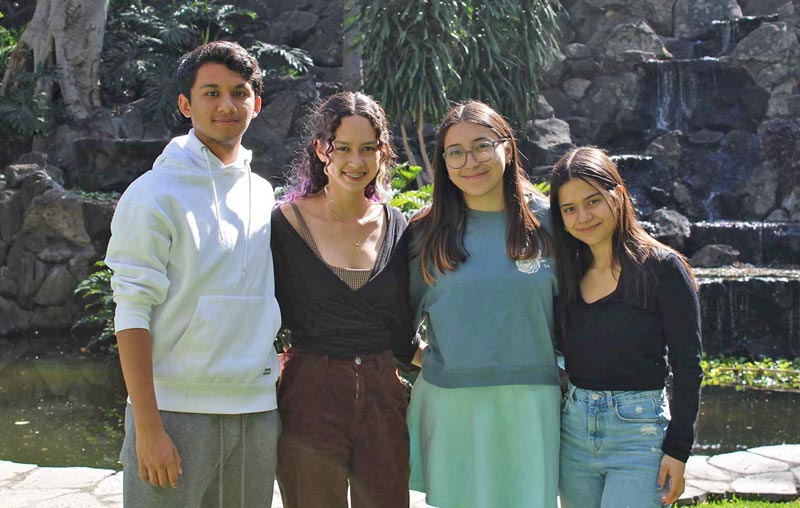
[701,356,800,392]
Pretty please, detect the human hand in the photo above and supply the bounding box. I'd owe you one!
[411,340,428,368]
[658,454,686,505]
[278,345,291,375]
[136,425,182,488]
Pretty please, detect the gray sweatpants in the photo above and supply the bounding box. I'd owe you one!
[120,405,279,508]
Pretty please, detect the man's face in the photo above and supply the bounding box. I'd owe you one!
[178,62,261,163]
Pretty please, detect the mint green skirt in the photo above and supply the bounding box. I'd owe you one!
[408,375,561,508]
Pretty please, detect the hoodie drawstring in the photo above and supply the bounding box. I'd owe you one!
[203,146,253,281]
[203,147,225,246]
[242,161,252,279]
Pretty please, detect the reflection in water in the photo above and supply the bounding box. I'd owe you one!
[0,353,126,470]
[695,386,800,454]
[0,351,798,469]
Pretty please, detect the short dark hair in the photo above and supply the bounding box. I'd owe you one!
[176,41,263,100]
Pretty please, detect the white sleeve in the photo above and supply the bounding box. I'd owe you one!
[105,200,173,333]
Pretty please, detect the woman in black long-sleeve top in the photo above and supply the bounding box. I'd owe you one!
[271,91,417,508]
[550,147,703,508]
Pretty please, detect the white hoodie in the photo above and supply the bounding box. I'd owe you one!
[106,130,280,414]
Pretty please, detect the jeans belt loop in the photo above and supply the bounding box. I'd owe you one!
[567,382,577,403]
[606,391,614,410]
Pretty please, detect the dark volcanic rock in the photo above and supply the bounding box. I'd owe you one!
[649,208,692,250]
[691,244,741,267]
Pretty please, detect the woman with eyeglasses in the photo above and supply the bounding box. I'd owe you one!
[550,147,702,508]
[406,101,560,508]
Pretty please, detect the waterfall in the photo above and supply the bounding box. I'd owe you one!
[677,62,698,131]
[720,21,733,54]
[655,62,673,131]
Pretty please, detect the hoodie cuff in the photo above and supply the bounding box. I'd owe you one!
[114,301,152,333]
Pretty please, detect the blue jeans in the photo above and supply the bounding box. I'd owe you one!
[559,382,671,508]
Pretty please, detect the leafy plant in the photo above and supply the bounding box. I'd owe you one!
[0,68,64,138]
[0,10,22,77]
[351,0,562,176]
[249,41,313,77]
[100,0,313,126]
[388,163,433,219]
[70,189,121,202]
[701,356,800,392]
[73,260,116,352]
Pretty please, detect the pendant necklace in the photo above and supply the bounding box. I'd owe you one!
[324,187,372,251]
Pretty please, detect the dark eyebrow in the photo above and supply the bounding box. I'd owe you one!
[197,83,248,90]
[445,136,494,150]
[333,140,378,146]
[561,191,602,208]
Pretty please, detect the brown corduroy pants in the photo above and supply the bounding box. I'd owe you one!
[276,349,410,508]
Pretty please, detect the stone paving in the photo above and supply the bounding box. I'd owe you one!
[1,444,798,507]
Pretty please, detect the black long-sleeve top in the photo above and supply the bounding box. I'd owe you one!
[562,252,703,462]
[270,205,418,363]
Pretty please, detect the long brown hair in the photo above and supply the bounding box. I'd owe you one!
[411,101,551,285]
[285,91,395,201]
[549,147,696,335]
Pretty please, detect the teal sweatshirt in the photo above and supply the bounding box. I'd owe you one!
[409,198,559,388]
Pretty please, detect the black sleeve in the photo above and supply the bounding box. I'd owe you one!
[388,208,420,364]
[656,254,704,462]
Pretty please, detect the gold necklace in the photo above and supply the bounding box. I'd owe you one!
[323,187,373,251]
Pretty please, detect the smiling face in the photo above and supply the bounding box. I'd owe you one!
[557,177,619,250]
[178,62,261,164]
[316,114,380,195]
[443,121,510,211]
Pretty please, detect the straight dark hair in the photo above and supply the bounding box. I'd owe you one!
[177,41,263,100]
[411,100,552,285]
[549,146,696,337]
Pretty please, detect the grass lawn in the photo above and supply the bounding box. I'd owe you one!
[687,499,800,507]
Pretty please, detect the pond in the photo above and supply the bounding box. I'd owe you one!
[0,344,798,470]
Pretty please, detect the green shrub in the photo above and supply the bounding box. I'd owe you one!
[73,261,116,352]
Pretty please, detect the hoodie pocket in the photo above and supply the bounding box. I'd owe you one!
[167,295,280,386]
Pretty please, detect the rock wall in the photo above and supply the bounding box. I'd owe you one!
[541,0,800,220]
[0,159,113,335]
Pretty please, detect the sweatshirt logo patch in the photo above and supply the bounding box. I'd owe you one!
[516,255,550,274]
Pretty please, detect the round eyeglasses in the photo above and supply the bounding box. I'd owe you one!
[442,138,508,169]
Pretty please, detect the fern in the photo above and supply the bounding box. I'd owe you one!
[0,68,64,137]
[73,260,116,352]
[249,41,313,75]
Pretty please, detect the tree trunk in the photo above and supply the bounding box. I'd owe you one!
[1,0,108,121]
[342,0,363,91]
[416,100,433,180]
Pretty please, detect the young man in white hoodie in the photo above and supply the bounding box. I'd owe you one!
[105,41,281,508]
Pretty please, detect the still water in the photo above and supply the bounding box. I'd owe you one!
[0,349,798,470]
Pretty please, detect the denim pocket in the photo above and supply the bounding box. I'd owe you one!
[613,397,661,423]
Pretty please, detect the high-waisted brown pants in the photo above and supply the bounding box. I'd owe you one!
[276,349,410,508]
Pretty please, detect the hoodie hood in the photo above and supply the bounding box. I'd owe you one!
[154,129,255,279]
[153,129,252,173]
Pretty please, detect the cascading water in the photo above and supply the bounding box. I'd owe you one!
[649,59,717,133]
